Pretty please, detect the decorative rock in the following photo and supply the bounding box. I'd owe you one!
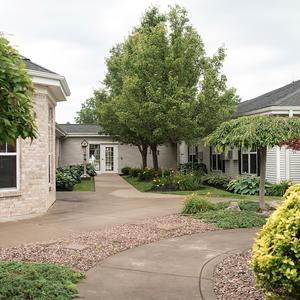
[226,201,241,211]
[269,200,281,210]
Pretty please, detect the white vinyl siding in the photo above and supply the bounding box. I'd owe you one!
[266,147,277,183]
[289,150,300,182]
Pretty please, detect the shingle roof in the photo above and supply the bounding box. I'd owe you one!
[235,80,300,116]
[58,124,102,135]
[22,56,57,74]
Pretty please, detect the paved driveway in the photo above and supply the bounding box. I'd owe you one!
[0,175,184,247]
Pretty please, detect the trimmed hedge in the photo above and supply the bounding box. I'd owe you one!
[252,184,300,299]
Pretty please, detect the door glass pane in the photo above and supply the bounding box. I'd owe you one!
[0,142,6,152]
[242,154,249,173]
[105,147,114,171]
[250,153,257,174]
[89,144,100,171]
[0,156,17,188]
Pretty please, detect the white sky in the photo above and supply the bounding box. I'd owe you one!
[1,0,300,123]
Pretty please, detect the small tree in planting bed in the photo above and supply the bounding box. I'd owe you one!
[205,115,300,211]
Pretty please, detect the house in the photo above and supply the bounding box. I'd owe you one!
[179,80,300,183]
[0,57,70,219]
[55,124,177,173]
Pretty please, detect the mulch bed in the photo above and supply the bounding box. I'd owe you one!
[0,214,217,272]
[214,250,265,300]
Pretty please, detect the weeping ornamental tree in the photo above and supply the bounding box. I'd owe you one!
[205,115,300,210]
[0,36,37,143]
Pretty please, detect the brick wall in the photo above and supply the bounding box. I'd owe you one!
[0,90,56,219]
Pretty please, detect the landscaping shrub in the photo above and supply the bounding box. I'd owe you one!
[56,164,96,191]
[0,261,84,300]
[267,180,293,196]
[121,166,131,175]
[152,173,201,191]
[197,210,266,229]
[56,170,77,191]
[130,167,142,177]
[227,176,272,195]
[86,163,97,177]
[138,168,160,181]
[181,194,216,214]
[201,174,230,189]
[179,162,207,176]
[252,184,300,299]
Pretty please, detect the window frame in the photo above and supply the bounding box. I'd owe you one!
[0,140,20,192]
[241,148,258,175]
[211,148,225,172]
[188,145,198,163]
[48,106,54,185]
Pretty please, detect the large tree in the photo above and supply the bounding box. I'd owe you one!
[205,115,300,210]
[75,96,99,124]
[77,6,239,169]
[0,36,36,143]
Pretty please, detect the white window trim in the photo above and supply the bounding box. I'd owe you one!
[241,148,258,175]
[0,139,20,192]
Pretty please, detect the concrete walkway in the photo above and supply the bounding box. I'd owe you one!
[78,228,258,300]
[0,175,184,247]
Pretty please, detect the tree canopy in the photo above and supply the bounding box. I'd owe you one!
[0,36,37,143]
[76,6,239,169]
[204,115,300,151]
[205,115,300,210]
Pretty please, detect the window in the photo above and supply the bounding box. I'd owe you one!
[48,107,54,184]
[0,141,17,189]
[241,148,257,175]
[188,145,198,163]
[211,148,225,172]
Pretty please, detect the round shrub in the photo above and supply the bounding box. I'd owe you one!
[201,174,230,189]
[121,166,131,175]
[138,168,159,181]
[129,167,142,177]
[181,194,216,214]
[252,184,300,299]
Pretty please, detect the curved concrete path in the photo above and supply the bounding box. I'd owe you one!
[0,175,184,247]
[78,228,258,300]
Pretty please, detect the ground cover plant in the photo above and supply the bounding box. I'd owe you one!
[182,194,267,229]
[252,184,300,299]
[0,261,84,300]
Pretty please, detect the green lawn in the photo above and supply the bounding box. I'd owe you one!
[123,175,279,201]
[74,178,95,191]
[123,176,153,192]
[0,261,84,300]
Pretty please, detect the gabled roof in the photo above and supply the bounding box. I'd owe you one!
[235,80,300,116]
[22,56,57,75]
[58,124,103,135]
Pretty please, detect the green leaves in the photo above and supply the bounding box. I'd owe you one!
[205,115,300,151]
[0,36,37,143]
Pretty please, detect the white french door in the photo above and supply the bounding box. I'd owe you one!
[100,145,118,173]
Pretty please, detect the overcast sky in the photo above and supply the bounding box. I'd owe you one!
[1,0,300,123]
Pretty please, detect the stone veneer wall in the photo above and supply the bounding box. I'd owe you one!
[0,90,56,219]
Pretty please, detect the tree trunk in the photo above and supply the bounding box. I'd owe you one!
[259,147,267,211]
[138,144,148,169]
[151,144,159,170]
